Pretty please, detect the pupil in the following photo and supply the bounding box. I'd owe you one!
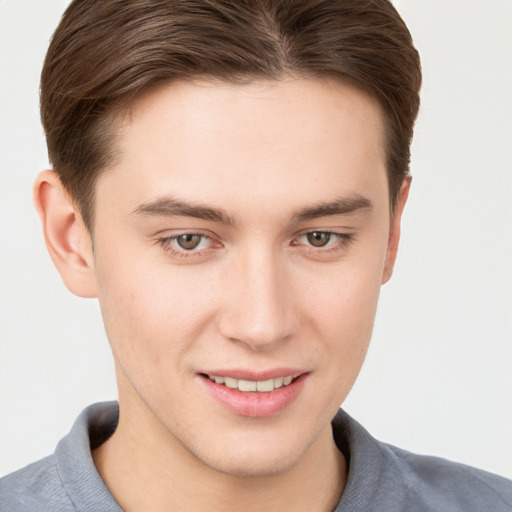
[177,234,201,250]
[307,232,331,247]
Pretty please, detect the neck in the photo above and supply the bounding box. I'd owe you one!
[93,393,347,512]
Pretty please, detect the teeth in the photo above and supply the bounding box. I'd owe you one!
[208,375,295,392]
[224,377,238,389]
[238,380,257,392]
[256,379,274,392]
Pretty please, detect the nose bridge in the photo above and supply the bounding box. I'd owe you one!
[220,244,296,350]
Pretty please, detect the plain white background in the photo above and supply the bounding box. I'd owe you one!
[1,0,511,479]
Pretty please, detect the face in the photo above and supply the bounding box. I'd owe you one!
[89,77,401,476]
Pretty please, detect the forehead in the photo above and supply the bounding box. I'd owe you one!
[98,77,388,220]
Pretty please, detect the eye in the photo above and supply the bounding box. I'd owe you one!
[298,231,340,248]
[158,233,215,255]
[292,230,354,255]
[304,231,334,247]
[174,234,204,250]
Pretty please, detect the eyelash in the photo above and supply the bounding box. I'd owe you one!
[158,233,216,259]
[293,231,353,254]
[157,230,353,259]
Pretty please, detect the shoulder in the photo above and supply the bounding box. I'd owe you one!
[0,402,120,512]
[379,442,512,511]
[332,409,512,512]
[0,455,75,512]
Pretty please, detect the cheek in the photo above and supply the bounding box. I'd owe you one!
[295,241,387,378]
[303,241,386,331]
[307,271,381,355]
[93,245,217,375]
[312,275,381,400]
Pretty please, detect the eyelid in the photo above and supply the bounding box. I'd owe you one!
[155,228,354,259]
[292,229,354,252]
[294,228,345,240]
[156,231,221,257]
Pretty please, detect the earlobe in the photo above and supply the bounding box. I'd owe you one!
[382,176,411,284]
[33,170,97,298]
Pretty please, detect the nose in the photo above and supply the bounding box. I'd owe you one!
[218,246,297,351]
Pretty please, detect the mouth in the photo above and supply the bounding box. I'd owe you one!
[204,374,296,393]
[199,371,309,418]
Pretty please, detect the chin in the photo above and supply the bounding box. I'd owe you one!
[185,426,314,478]
[200,448,300,478]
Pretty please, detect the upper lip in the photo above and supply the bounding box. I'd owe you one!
[199,368,308,381]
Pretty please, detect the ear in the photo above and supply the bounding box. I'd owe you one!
[382,176,411,284]
[33,170,97,298]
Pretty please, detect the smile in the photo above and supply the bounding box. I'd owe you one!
[207,375,294,392]
[202,372,309,417]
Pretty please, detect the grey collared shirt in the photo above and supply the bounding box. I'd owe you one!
[1,402,511,511]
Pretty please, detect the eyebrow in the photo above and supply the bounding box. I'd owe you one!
[291,195,373,222]
[132,194,372,224]
[132,197,236,225]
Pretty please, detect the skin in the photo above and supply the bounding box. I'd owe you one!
[34,77,409,512]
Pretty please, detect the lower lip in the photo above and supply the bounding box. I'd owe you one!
[200,373,308,418]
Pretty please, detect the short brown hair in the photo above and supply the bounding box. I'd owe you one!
[41,0,421,230]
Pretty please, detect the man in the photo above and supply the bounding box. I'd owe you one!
[1,1,510,510]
